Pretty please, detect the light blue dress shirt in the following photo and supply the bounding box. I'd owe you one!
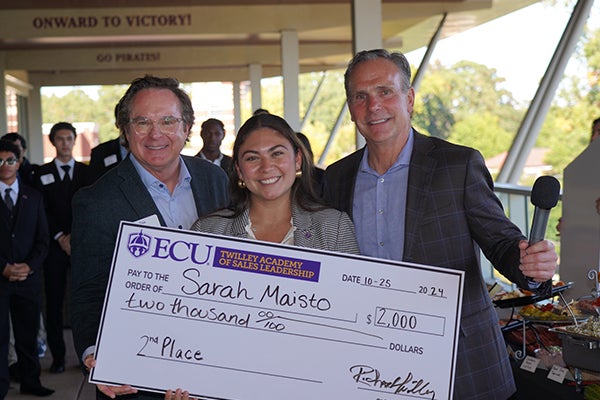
[130,155,198,229]
[352,130,414,261]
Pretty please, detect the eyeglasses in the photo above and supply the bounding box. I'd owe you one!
[0,158,18,167]
[128,116,183,136]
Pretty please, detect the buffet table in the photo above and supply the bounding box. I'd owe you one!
[493,279,600,399]
[510,357,584,400]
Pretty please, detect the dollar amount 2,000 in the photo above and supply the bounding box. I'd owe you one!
[374,307,418,331]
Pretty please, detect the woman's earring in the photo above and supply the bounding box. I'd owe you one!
[237,179,246,188]
[295,170,302,178]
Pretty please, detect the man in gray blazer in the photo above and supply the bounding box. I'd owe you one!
[323,49,558,400]
[71,76,229,400]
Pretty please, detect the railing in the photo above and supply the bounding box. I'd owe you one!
[481,182,562,283]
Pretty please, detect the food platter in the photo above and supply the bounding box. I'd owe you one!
[519,315,588,324]
[492,281,573,308]
[518,301,590,324]
[550,318,600,372]
[550,325,600,342]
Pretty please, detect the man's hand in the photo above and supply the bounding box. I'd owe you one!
[519,239,558,282]
[58,233,71,256]
[2,263,31,281]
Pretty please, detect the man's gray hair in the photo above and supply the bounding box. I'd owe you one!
[344,49,412,98]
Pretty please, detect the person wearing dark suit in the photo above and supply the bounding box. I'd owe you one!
[71,75,229,400]
[0,133,38,187]
[295,131,325,197]
[35,122,89,374]
[322,49,558,400]
[194,118,232,174]
[1,132,42,379]
[87,137,127,184]
[0,139,53,398]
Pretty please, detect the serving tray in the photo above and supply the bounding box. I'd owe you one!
[493,282,573,308]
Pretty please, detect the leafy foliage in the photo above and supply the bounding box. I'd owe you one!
[449,113,513,159]
[41,85,126,143]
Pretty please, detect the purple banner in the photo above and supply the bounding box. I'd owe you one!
[212,247,320,282]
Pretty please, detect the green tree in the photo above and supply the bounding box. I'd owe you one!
[412,60,522,144]
[298,71,354,165]
[537,26,600,179]
[42,89,95,124]
[449,113,513,159]
[42,85,128,145]
[412,60,455,139]
[94,85,127,142]
[584,27,600,107]
[259,71,356,167]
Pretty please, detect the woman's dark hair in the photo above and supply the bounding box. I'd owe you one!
[227,113,323,216]
[114,75,194,148]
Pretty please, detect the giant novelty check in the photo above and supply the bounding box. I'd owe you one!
[91,222,464,400]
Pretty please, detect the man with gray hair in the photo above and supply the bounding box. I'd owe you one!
[324,49,558,400]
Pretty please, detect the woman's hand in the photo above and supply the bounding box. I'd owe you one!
[96,383,138,399]
[84,354,138,399]
[165,388,197,400]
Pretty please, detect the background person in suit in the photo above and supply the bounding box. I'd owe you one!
[87,137,127,184]
[195,118,232,173]
[323,49,558,400]
[87,104,128,185]
[35,121,89,374]
[590,116,600,143]
[295,131,324,197]
[1,132,46,382]
[0,132,38,187]
[556,116,600,235]
[0,139,53,398]
[71,75,229,400]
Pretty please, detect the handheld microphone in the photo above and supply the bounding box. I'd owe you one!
[529,175,561,244]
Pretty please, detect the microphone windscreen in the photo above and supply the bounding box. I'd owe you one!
[530,175,561,209]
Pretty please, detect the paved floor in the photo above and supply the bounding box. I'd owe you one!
[6,329,96,400]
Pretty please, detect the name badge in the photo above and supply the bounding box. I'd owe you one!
[103,154,118,167]
[40,173,55,186]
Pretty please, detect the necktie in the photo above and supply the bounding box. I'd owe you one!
[4,188,14,212]
[61,165,72,183]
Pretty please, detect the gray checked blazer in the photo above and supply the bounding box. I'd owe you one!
[191,202,359,255]
[323,130,551,400]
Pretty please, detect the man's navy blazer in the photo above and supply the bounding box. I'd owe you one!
[0,184,49,298]
[70,155,229,363]
[35,160,89,237]
[323,130,547,400]
[87,138,124,184]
